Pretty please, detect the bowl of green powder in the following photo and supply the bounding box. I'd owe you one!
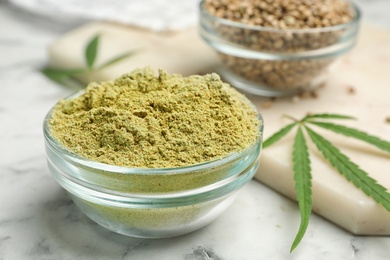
[43,67,263,238]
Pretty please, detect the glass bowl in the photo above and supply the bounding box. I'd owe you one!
[43,92,263,238]
[199,0,361,97]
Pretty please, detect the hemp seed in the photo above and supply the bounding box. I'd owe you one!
[203,0,355,92]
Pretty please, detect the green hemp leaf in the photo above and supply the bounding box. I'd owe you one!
[263,113,390,252]
[85,34,100,69]
[41,34,139,88]
[290,127,312,252]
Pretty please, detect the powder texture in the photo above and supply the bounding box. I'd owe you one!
[49,67,261,168]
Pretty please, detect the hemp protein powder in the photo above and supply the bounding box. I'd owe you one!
[49,67,261,168]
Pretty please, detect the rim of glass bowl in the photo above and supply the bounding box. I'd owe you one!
[199,0,361,34]
[43,90,264,207]
[199,0,361,60]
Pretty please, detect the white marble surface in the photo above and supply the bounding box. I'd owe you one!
[1,0,390,259]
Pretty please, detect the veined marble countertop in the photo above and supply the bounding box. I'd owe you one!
[1,0,390,259]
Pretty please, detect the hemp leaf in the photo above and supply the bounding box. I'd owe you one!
[40,68,86,89]
[290,127,312,252]
[85,34,100,68]
[41,34,139,88]
[262,122,297,149]
[96,51,138,70]
[306,121,390,152]
[263,113,390,252]
[303,113,356,121]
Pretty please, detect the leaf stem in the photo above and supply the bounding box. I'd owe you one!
[283,114,299,122]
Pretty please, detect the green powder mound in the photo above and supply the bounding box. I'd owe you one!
[49,67,261,168]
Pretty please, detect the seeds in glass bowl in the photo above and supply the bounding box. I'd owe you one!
[220,55,333,90]
[204,0,354,30]
[201,0,358,94]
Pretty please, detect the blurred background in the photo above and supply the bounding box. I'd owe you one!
[2,0,390,33]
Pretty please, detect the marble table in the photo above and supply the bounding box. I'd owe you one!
[1,1,390,259]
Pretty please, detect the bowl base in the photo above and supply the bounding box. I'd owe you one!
[218,68,325,97]
[69,192,238,239]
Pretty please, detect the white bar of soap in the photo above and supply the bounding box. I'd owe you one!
[48,22,219,84]
[48,22,390,235]
[256,134,390,235]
